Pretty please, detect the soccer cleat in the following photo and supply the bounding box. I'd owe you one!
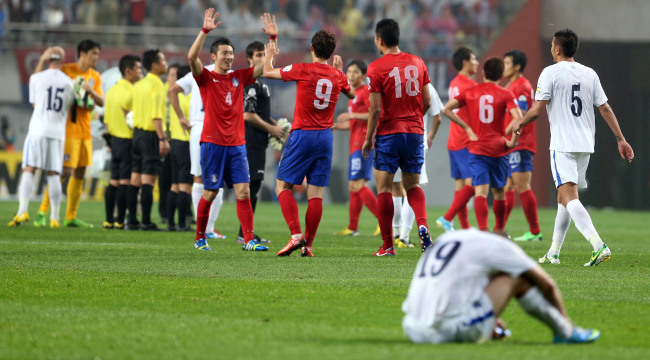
[64,218,94,228]
[553,327,600,344]
[436,216,454,232]
[396,238,414,248]
[176,226,194,232]
[277,237,306,256]
[514,231,543,242]
[113,222,125,230]
[164,225,177,232]
[372,225,381,237]
[334,227,359,236]
[242,239,268,252]
[49,219,60,228]
[194,238,211,250]
[418,225,432,253]
[254,233,271,244]
[584,245,611,267]
[300,246,314,257]
[102,221,114,229]
[538,253,560,265]
[139,223,160,231]
[236,236,245,244]
[206,230,227,239]
[373,246,396,256]
[33,211,47,227]
[8,212,29,227]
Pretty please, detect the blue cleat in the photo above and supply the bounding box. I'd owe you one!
[194,238,211,251]
[418,225,433,253]
[206,230,226,239]
[436,216,454,232]
[242,239,268,252]
[553,327,600,344]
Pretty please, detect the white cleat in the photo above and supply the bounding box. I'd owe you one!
[538,253,560,265]
[584,245,611,267]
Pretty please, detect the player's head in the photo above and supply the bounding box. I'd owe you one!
[482,57,504,82]
[374,18,399,54]
[310,30,337,60]
[48,46,65,62]
[503,49,527,78]
[452,47,478,75]
[177,65,191,81]
[246,41,265,68]
[142,49,168,76]
[166,63,181,87]
[210,37,235,72]
[77,39,101,67]
[118,54,143,83]
[552,28,579,61]
[346,60,366,87]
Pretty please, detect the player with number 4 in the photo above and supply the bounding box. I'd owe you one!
[263,29,354,257]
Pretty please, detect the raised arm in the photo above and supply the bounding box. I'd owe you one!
[598,102,634,162]
[332,56,355,99]
[442,99,477,141]
[262,42,282,79]
[254,13,279,78]
[188,9,221,77]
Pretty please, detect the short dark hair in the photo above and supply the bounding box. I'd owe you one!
[77,39,101,58]
[177,65,191,79]
[142,49,161,71]
[504,49,527,73]
[311,30,337,60]
[118,54,140,76]
[347,60,367,74]
[483,57,504,81]
[210,37,235,55]
[553,28,579,58]
[375,18,400,47]
[246,41,265,59]
[168,63,181,74]
[452,47,474,71]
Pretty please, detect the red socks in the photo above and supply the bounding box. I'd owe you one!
[195,196,212,241]
[520,189,541,234]
[358,186,379,218]
[504,190,515,226]
[474,196,489,231]
[406,186,428,228]
[458,204,470,229]
[278,190,302,236]
[377,192,394,250]
[348,191,362,231]
[305,198,323,247]
[236,199,255,243]
[445,185,474,222]
[493,199,506,232]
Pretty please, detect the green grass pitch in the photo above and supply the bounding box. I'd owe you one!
[1,200,649,359]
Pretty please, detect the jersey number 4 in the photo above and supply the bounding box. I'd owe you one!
[225,92,233,106]
[46,86,65,112]
[389,65,419,98]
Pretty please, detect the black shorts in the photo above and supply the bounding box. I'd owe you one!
[170,139,193,184]
[246,146,267,181]
[110,136,132,180]
[132,128,162,175]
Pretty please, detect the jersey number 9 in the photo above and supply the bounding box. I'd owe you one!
[314,79,333,110]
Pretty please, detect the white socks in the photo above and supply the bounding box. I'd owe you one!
[548,204,570,257]
[518,287,573,338]
[400,199,415,241]
[566,199,604,251]
[206,190,223,233]
[47,175,62,221]
[17,172,34,214]
[191,182,204,218]
[392,196,403,231]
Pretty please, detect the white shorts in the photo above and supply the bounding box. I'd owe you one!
[190,124,203,177]
[550,150,590,189]
[403,292,495,344]
[22,134,64,173]
[393,142,428,184]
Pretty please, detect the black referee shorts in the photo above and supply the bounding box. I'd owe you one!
[170,139,193,184]
[132,128,162,175]
[246,146,267,181]
[110,136,133,180]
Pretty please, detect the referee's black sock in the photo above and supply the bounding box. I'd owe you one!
[141,184,154,225]
[166,191,177,227]
[104,184,117,223]
[116,184,129,224]
[177,191,189,228]
[127,185,140,225]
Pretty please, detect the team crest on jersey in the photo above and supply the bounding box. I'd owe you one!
[536,86,540,93]
[282,65,292,72]
[211,174,218,183]
[248,88,256,96]
[232,78,239,87]
[89,79,95,86]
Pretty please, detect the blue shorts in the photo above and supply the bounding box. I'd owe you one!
[470,153,508,188]
[508,150,534,176]
[200,142,250,190]
[349,149,374,180]
[277,129,333,187]
[374,133,424,174]
[449,148,472,180]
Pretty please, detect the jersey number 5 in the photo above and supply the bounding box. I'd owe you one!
[571,84,583,117]
[389,65,419,99]
[46,86,65,112]
[314,79,333,110]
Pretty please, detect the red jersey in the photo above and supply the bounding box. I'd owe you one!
[280,62,351,131]
[367,52,430,136]
[456,83,517,157]
[505,76,536,154]
[348,85,370,154]
[195,67,255,146]
[447,74,478,151]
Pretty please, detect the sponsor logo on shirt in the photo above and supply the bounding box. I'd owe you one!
[213,79,219,83]
[232,78,239,87]
[282,65,292,72]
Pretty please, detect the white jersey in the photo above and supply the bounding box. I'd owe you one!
[176,64,215,125]
[535,61,608,153]
[423,83,444,146]
[402,229,537,332]
[28,69,75,141]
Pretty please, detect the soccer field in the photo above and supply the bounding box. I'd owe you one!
[1,200,648,360]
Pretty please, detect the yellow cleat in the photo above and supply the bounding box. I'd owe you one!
[395,238,414,248]
[8,212,29,227]
[50,219,60,228]
[372,224,382,237]
[334,227,359,236]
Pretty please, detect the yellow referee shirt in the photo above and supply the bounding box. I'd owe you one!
[104,79,134,139]
[169,93,191,141]
[133,72,165,131]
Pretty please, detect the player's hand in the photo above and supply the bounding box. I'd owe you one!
[203,8,221,32]
[180,117,192,135]
[333,55,343,71]
[361,138,373,159]
[80,81,93,92]
[427,132,435,149]
[261,13,277,36]
[270,125,285,140]
[159,139,170,157]
[618,139,634,163]
[264,42,279,58]
[504,136,517,149]
[466,128,478,141]
[336,113,351,123]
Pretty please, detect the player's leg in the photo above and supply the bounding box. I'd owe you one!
[166,183,179,230]
[375,169,396,254]
[10,166,36,226]
[189,126,204,219]
[44,138,65,227]
[338,179,363,235]
[512,169,542,241]
[64,138,92,227]
[104,179,118,229]
[503,177,515,227]
[391,179,404,236]
[139,131,163,230]
[492,186,506,234]
[158,154,172,224]
[438,150,473,231]
[357,150,379,221]
[304,184,325,251]
[489,155,509,235]
[114,138,132,229]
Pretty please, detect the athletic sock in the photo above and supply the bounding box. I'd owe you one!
[406,186,428,228]
[392,196,403,229]
[116,185,128,224]
[166,191,177,227]
[493,199,506,232]
[127,185,140,225]
[474,195,489,231]
[378,192,395,249]
[358,186,379,218]
[65,177,83,221]
[47,175,62,221]
[304,198,323,247]
[458,204,470,229]
[38,184,50,213]
[278,190,302,235]
[566,199,604,251]
[191,182,203,219]
[140,184,154,225]
[104,184,117,223]
[520,189,541,234]
[177,191,189,228]
[504,190,515,225]
[518,287,573,338]
[444,185,474,222]
[348,191,362,231]
[206,189,223,233]
[195,196,212,240]
[17,172,34,214]
[236,198,255,243]
[400,199,415,241]
[549,204,570,257]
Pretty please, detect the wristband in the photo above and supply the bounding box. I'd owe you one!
[515,130,521,135]
[201,27,210,34]
[269,34,277,40]
[159,138,166,141]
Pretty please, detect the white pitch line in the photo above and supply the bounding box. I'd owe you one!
[0,240,155,247]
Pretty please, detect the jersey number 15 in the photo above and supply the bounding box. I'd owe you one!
[46,86,65,112]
